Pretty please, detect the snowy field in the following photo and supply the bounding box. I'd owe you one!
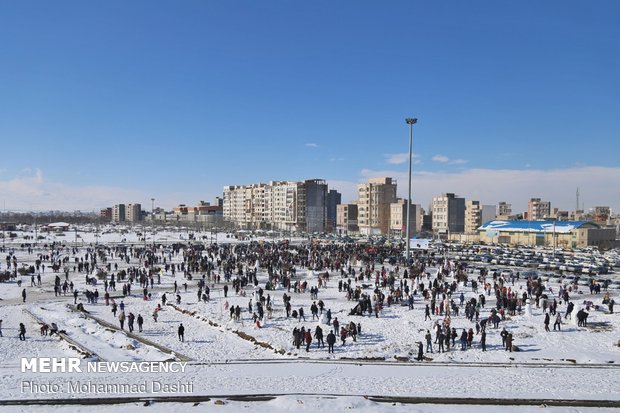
[0,227,618,411]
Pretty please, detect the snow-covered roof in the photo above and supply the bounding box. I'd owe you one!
[47,222,71,228]
[478,220,596,234]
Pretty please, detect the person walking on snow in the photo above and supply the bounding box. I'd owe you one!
[425,330,433,353]
[314,326,324,348]
[19,323,26,341]
[178,323,185,342]
[118,311,126,330]
[304,329,312,352]
[326,330,336,353]
[416,342,424,361]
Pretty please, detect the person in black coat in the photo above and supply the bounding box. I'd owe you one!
[314,326,324,348]
[326,330,336,353]
[178,323,185,342]
[137,314,144,332]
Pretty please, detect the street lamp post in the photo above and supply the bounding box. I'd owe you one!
[151,198,155,246]
[405,117,417,262]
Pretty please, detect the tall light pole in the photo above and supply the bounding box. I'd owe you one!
[151,198,155,247]
[405,117,417,262]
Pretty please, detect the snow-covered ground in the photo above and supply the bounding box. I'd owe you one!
[0,228,618,410]
[6,399,620,413]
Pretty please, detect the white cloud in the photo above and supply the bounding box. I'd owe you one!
[4,166,618,215]
[431,155,468,165]
[0,169,156,211]
[356,166,620,212]
[385,153,420,165]
[305,143,318,148]
[432,155,449,163]
[385,153,408,165]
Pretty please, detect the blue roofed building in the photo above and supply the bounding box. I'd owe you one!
[477,220,616,249]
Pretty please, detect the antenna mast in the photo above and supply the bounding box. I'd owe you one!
[576,188,580,211]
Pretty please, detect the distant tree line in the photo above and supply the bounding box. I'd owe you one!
[0,211,99,225]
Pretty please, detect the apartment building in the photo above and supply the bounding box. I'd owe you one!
[357,177,397,235]
[498,202,512,217]
[326,189,342,232]
[336,204,358,235]
[100,208,112,222]
[112,204,126,223]
[465,200,496,233]
[223,183,266,229]
[592,206,611,223]
[304,179,328,234]
[432,193,465,234]
[170,201,224,223]
[389,199,417,238]
[528,198,551,220]
[126,203,142,223]
[223,179,327,232]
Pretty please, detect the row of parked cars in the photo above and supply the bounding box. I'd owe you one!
[434,242,620,290]
[440,243,616,276]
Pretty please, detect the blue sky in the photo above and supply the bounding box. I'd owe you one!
[1,1,619,212]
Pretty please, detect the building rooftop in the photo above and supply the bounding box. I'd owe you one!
[478,220,598,234]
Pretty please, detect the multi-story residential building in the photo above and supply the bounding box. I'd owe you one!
[126,203,142,223]
[498,202,512,217]
[357,177,397,235]
[465,200,481,234]
[304,179,328,234]
[264,181,306,231]
[592,206,611,223]
[421,211,433,232]
[112,204,126,223]
[528,198,551,220]
[223,179,328,232]
[326,189,342,232]
[432,193,465,234]
[170,201,224,223]
[223,183,267,228]
[389,199,417,238]
[195,200,224,216]
[107,203,142,223]
[100,208,112,222]
[465,201,496,233]
[336,204,358,235]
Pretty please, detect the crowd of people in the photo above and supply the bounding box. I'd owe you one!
[0,238,617,363]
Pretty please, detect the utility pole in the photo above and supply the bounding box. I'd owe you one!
[151,198,155,247]
[405,117,417,262]
[2,200,5,252]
